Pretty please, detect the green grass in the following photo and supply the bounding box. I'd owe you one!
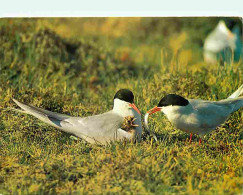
[0,18,243,194]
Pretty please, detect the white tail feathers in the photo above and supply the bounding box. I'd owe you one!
[228,84,243,99]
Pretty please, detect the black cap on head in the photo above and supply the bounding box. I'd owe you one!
[114,89,134,103]
[158,94,189,107]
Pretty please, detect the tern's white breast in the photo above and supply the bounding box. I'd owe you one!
[113,99,142,140]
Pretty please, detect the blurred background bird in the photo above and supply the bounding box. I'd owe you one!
[203,20,242,64]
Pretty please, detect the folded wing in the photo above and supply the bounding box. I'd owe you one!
[13,99,132,144]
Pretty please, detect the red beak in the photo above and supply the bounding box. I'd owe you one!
[129,103,141,115]
[147,106,161,115]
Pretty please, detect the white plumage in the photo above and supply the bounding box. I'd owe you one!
[203,20,237,64]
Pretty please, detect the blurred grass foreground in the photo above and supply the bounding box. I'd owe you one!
[0,18,243,194]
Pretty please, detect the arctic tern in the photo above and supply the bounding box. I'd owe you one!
[13,89,142,145]
[145,85,243,144]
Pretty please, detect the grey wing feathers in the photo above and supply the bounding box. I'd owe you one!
[13,99,130,145]
[189,97,243,115]
[75,112,123,136]
[217,97,243,113]
[67,112,127,144]
[13,99,71,128]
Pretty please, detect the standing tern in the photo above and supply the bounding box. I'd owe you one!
[145,85,243,144]
[13,89,142,145]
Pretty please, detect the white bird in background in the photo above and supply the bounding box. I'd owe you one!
[203,20,237,64]
[145,85,243,144]
[13,89,142,145]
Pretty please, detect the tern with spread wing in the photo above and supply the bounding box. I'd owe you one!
[13,89,142,145]
[145,85,243,144]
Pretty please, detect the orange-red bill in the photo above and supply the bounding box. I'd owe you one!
[228,31,235,39]
[147,106,161,115]
[129,103,141,115]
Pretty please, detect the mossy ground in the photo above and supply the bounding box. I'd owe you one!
[0,18,242,194]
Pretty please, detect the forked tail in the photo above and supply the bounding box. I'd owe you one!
[12,99,71,130]
[228,84,243,99]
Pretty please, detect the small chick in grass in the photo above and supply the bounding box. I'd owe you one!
[122,116,139,131]
[121,116,139,140]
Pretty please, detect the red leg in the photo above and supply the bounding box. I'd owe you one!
[199,138,202,145]
[189,133,192,144]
